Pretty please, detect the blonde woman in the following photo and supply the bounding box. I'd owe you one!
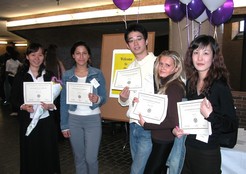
[138,50,185,174]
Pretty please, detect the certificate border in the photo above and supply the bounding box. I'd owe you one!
[132,92,168,124]
[177,99,211,135]
[66,82,93,106]
[112,67,142,90]
[23,82,53,104]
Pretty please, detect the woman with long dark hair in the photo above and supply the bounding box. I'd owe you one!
[173,35,238,174]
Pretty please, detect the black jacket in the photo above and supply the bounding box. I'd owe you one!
[186,79,238,149]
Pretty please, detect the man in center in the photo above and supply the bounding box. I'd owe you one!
[118,23,156,174]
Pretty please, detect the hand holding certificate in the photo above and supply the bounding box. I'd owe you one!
[131,92,168,124]
[23,82,53,104]
[177,99,212,135]
[25,78,62,136]
[112,67,142,90]
[66,82,93,106]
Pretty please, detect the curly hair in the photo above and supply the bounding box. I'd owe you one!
[184,35,230,95]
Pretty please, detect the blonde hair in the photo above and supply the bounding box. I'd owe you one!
[154,50,185,94]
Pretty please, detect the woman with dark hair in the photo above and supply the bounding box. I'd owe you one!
[172,35,238,174]
[45,44,65,140]
[60,41,107,174]
[45,44,65,80]
[11,43,61,174]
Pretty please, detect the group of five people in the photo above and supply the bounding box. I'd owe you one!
[10,23,237,174]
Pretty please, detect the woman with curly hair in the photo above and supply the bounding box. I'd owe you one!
[173,35,238,174]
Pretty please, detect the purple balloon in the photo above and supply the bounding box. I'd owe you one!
[165,0,186,22]
[206,0,234,26]
[113,0,134,11]
[187,0,206,20]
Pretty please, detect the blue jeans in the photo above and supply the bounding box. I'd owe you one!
[130,123,152,174]
[166,136,186,174]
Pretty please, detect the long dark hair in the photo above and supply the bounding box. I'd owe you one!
[45,44,60,78]
[185,35,230,95]
[21,43,45,78]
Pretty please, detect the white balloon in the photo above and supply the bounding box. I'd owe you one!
[202,0,226,12]
[195,10,208,24]
[180,0,192,5]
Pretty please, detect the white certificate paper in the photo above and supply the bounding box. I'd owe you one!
[177,99,212,135]
[66,82,93,106]
[23,82,53,104]
[112,67,142,90]
[131,92,168,124]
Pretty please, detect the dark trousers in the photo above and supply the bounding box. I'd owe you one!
[181,145,221,174]
[8,75,18,112]
[144,140,174,174]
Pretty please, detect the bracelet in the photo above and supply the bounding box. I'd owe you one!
[20,104,25,110]
[49,104,57,111]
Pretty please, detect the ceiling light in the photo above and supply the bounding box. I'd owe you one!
[6,0,246,28]
[15,43,28,47]
[234,1,246,7]
[7,5,164,27]
[0,41,8,44]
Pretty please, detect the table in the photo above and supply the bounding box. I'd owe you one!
[221,128,246,174]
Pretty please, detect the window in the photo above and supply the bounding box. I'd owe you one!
[231,20,244,40]
[239,20,244,32]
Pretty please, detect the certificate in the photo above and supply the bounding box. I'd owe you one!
[131,92,168,124]
[112,67,142,90]
[23,82,53,104]
[177,99,212,135]
[66,82,93,106]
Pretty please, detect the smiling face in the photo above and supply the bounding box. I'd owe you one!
[192,45,213,76]
[126,31,148,60]
[72,45,90,67]
[158,56,178,78]
[26,47,44,69]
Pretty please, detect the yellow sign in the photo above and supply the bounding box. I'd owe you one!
[110,49,135,98]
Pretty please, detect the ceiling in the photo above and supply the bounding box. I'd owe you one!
[0,0,114,19]
[0,0,119,42]
[2,0,245,43]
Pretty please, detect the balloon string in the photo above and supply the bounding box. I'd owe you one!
[185,5,190,46]
[213,26,218,40]
[209,12,213,35]
[123,11,127,29]
[198,23,201,36]
[191,20,194,39]
[193,21,199,39]
[178,22,183,58]
[136,0,141,23]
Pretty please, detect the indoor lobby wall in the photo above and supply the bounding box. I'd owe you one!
[223,22,243,91]
[14,25,104,70]
[169,17,243,91]
[4,17,243,91]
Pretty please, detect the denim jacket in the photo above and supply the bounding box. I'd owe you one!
[60,65,107,130]
[166,135,187,174]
